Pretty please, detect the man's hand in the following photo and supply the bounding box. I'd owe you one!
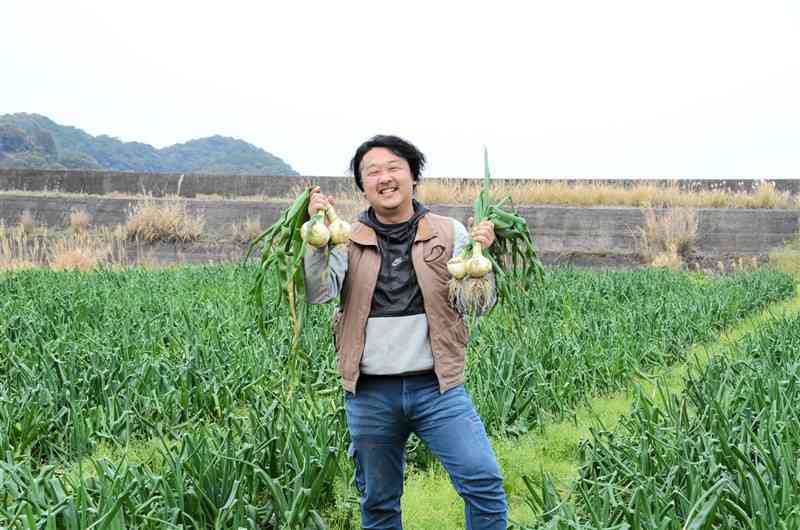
[471,220,495,249]
[308,186,335,220]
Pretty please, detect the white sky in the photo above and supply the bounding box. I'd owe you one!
[2,0,799,178]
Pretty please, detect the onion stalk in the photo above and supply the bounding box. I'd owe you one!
[245,187,315,349]
[246,188,353,349]
[449,148,546,315]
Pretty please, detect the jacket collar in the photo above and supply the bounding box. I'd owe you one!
[349,213,437,246]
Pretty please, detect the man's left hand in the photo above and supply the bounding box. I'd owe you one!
[471,220,496,249]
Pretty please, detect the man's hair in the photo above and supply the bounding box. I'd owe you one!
[350,135,426,191]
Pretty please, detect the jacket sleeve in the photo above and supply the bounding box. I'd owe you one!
[303,244,348,304]
[451,219,497,315]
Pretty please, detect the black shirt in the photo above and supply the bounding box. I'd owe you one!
[359,200,430,317]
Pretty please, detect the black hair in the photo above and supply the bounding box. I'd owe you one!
[349,134,426,191]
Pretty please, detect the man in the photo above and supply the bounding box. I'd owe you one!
[304,135,507,529]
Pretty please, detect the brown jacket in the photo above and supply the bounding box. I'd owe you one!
[333,212,469,393]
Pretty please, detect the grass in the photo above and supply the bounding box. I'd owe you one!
[636,207,698,270]
[769,230,800,276]
[0,223,45,270]
[416,179,799,209]
[225,216,264,243]
[68,207,92,233]
[2,179,798,209]
[124,198,205,242]
[49,235,112,272]
[0,223,168,272]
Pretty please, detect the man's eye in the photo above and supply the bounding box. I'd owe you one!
[389,167,400,172]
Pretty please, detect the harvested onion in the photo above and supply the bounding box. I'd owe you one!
[466,244,492,278]
[301,211,330,248]
[447,255,467,280]
[325,207,351,245]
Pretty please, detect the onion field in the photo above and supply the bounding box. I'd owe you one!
[0,265,795,529]
[522,303,800,529]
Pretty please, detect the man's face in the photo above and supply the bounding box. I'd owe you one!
[360,147,416,222]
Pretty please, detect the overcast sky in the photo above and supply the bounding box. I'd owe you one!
[2,0,799,178]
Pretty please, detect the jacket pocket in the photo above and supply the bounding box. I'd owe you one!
[423,243,446,263]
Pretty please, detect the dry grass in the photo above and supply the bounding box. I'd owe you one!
[729,256,760,273]
[134,251,162,270]
[89,224,128,242]
[226,217,264,243]
[194,193,294,203]
[636,208,699,269]
[124,199,205,242]
[68,207,93,233]
[415,179,797,209]
[769,232,800,276]
[769,251,800,276]
[17,210,36,235]
[0,223,45,271]
[737,180,791,209]
[2,180,797,208]
[49,236,112,272]
[0,220,176,272]
[649,247,684,271]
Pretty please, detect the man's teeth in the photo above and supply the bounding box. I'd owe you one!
[380,188,397,195]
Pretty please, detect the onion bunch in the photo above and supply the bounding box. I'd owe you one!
[449,149,546,314]
[246,187,351,349]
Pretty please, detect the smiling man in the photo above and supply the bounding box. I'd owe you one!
[304,135,506,529]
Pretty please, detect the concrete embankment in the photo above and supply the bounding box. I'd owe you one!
[3,168,800,197]
[1,193,797,268]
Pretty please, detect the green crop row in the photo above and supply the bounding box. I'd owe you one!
[0,393,344,529]
[522,311,800,529]
[467,268,795,436]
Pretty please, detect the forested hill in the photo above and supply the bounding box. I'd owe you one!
[0,113,299,176]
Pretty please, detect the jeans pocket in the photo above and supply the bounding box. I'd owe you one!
[347,442,366,496]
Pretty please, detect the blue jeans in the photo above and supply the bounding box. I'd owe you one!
[345,372,507,530]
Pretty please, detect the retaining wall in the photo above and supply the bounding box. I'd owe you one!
[2,169,799,198]
[2,195,797,261]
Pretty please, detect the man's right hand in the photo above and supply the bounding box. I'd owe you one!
[308,186,335,219]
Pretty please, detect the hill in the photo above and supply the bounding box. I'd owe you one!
[0,113,299,176]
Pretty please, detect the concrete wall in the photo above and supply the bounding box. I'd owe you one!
[2,168,799,198]
[0,169,356,198]
[0,195,286,233]
[2,195,797,259]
